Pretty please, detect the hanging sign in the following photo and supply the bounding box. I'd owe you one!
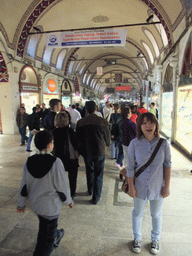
[97,67,103,75]
[46,29,127,48]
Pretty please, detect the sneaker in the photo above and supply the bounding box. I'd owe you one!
[132,239,141,254]
[54,229,64,247]
[150,240,159,254]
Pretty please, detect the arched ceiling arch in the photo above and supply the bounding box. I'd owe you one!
[0,0,189,93]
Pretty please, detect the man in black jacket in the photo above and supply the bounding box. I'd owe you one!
[26,107,40,152]
[76,101,110,204]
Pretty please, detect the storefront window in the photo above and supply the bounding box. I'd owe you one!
[175,85,192,154]
[161,92,173,138]
[21,92,39,114]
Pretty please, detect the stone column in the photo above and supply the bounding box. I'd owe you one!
[170,57,178,143]
[156,65,163,129]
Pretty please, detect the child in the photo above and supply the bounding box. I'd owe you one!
[17,130,74,256]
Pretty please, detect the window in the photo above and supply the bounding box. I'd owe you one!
[142,42,154,64]
[153,15,168,47]
[83,73,87,84]
[43,48,53,65]
[79,64,86,75]
[86,74,92,85]
[68,61,75,74]
[27,35,39,58]
[144,30,160,58]
[56,50,67,70]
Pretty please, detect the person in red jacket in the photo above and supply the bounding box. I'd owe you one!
[130,105,138,124]
[138,102,148,114]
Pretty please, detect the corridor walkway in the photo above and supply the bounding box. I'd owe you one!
[0,134,191,256]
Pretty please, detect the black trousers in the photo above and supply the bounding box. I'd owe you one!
[33,216,58,256]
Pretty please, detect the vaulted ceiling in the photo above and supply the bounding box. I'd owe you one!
[0,0,190,94]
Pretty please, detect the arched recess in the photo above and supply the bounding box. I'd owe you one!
[61,79,72,107]
[0,51,9,82]
[19,65,41,113]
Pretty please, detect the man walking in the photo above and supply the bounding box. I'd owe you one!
[76,101,110,204]
[43,99,61,132]
[70,105,81,130]
[16,107,28,146]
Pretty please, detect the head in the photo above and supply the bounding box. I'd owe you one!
[121,106,131,119]
[21,103,25,108]
[75,103,79,108]
[149,102,155,108]
[42,103,46,109]
[105,101,111,108]
[49,99,61,112]
[72,105,76,109]
[20,107,25,115]
[140,102,146,108]
[34,130,53,152]
[136,112,159,139]
[54,112,69,128]
[32,107,37,113]
[113,103,121,115]
[35,104,41,112]
[85,101,96,114]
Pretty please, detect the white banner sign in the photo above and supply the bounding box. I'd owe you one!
[46,29,127,48]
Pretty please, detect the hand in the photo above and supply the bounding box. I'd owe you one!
[161,186,170,198]
[69,201,74,208]
[128,187,136,198]
[17,207,25,213]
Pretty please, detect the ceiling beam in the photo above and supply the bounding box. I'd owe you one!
[29,22,161,35]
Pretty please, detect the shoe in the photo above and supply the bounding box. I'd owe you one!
[54,229,64,247]
[150,240,159,254]
[20,143,25,146]
[90,198,100,205]
[132,239,141,254]
[26,150,32,152]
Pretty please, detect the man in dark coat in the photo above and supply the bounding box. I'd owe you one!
[26,107,40,152]
[16,107,28,146]
[76,101,110,204]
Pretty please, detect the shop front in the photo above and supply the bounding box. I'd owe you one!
[61,79,72,108]
[175,38,192,157]
[161,64,173,139]
[43,78,60,107]
[19,66,40,114]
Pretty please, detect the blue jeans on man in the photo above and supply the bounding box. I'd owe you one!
[19,126,28,145]
[84,155,105,203]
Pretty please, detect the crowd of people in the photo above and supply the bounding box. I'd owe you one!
[16,98,170,256]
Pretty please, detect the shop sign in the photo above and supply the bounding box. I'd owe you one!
[22,85,38,91]
[47,79,56,93]
[97,67,103,75]
[46,29,127,48]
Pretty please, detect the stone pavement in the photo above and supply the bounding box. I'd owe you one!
[0,134,192,256]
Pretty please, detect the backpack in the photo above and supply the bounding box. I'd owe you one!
[156,109,159,119]
[111,123,119,137]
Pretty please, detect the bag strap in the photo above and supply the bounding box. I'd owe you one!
[135,138,164,178]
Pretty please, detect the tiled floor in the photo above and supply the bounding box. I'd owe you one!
[0,134,192,256]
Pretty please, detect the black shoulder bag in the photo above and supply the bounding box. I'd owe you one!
[121,138,164,194]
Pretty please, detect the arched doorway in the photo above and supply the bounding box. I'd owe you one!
[61,79,72,108]
[19,66,40,114]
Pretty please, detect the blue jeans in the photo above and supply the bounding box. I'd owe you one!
[116,142,124,167]
[132,197,163,242]
[26,130,33,151]
[33,216,59,256]
[84,155,105,201]
[111,140,119,158]
[19,126,27,144]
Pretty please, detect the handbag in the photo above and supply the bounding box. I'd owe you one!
[121,138,164,194]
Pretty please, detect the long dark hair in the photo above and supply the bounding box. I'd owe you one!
[136,112,159,139]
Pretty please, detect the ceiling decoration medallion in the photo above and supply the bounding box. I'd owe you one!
[92,16,109,23]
